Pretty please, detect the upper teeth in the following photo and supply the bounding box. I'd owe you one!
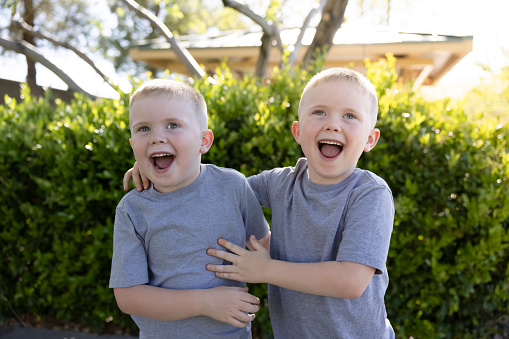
[320,141,343,146]
[152,153,172,157]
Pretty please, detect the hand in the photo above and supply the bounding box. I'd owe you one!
[203,286,260,328]
[123,161,150,191]
[206,236,271,283]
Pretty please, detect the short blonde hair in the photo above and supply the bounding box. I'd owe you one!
[299,68,379,128]
[129,79,208,130]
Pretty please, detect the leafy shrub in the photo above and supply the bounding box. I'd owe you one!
[0,57,508,338]
[0,87,136,332]
[362,55,509,338]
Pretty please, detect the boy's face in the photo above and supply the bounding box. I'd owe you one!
[293,80,380,185]
[129,95,213,193]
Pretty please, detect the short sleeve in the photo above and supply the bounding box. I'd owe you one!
[247,171,273,209]
[109,207,150,288]
[241,176,270,242]
[337,184,394,274]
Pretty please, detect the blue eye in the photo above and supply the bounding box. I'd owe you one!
[168,122,180,129]
[138,126,150,132]
[313,110,326,116]
[344,113,356,119]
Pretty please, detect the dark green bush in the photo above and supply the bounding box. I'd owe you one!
[1,57,508,338]
[362,56,509,338]
[0,87,136,332]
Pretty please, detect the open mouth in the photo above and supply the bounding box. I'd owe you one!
[150,153,175,170]
[318,140,343,158]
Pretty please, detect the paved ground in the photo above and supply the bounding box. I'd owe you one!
[0,324,136,339]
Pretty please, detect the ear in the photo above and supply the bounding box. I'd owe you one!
[200,129,214,154]
[291,121,301,144]
[129,138,133,149]
[364,128,380,152]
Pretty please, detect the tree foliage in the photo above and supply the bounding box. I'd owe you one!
[363,55,509,338]
[0,0,101,92]
[104,0,250,75]
[1,0,353,89]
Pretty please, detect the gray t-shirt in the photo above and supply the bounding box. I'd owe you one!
[110,164,269,339]
[248,158,394,339]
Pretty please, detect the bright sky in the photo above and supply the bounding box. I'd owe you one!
[1,0,508,99]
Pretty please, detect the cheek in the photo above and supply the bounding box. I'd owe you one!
[300,126,318,143]
[130,142,145,158]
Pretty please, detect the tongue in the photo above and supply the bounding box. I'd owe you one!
[154,156,173,169]
[321,144,341,158]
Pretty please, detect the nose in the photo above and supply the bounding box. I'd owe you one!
[149,129,168,144]
[324,116,341,132]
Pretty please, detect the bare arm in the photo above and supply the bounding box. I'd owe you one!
[254,259,374,299]
[114,284,260,328]
[207,236,375,299]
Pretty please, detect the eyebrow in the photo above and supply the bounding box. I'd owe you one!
[308,103,364,114]
[130,120,149,129]
[132,116,185,127]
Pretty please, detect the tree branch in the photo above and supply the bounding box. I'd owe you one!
[222,0,283,51]
[0,35,96,99]
[120,0,205,79]
[222,0,271,32]
[11,19,123,95]
[222,0,283,78]
[288,0,327,70]
[302,0,348,68]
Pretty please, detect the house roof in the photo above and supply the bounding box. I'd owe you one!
[129,24,473,88]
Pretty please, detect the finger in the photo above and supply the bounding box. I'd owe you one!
[214,272,242,281]
[248,235,265,251]
[234,311,256,325]
[233,286,249,293]
[206,264,238,274]
[217,238,245,254]
[223,286,250,293]
[239,300,260,314]
[206,248,239,263]
[228,316,250,328]
[141,172,150,190]
[245,240,255,251]
[241,293,260,306]
[225,286,249,292]
[123,168,133,191]
[132,165,144,192]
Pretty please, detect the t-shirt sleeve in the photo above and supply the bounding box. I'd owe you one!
[241,177,270,242]
[109,207,150,288]
[337,184,394,274]
[247,171,272,209]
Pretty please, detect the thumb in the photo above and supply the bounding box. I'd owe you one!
[249,235,264,251]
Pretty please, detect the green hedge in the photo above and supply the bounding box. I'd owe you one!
[0,87,136,332]
[1,57,508,338]
[362,56,509,338]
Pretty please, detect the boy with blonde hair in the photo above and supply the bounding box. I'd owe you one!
[206,68,395,338]
[110,79,270,338]
[125,69,394,338]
